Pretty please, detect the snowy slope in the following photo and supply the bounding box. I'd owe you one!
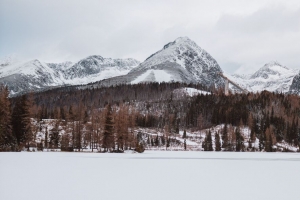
[62,56,139,85]
[0,59,64,95]
[229,61,299,93]
[86,37,225,89]
[0,56,140,95]
[130,37,224,87]
[173,87,211,98]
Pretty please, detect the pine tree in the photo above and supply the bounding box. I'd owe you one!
[12,95,32,150]
[222,124,228,151]
[50,120,60,149]
[182,130,187,139]
[45,127,48,150]
[0,86,15,151]
[215,132,221,151]
[155,135,159,147]
[183,130,187,151]
[102,104,114,152]
[207,130,213,151]
[259,133,265,151]
[235,127,244,152]
[203,130,213,151]
[265,127,274,152]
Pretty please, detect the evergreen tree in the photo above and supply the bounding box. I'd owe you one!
[155,135,159,146]
[259,133,265,151]
[0,86,15,151]
[102,104,114,152]
[50,120,60,148]
[203,130,213,151]
[166,137,170,149]
[222,124,228,150]
[183,129,187,151]
[182,129,187,139]
[12,95,32,150]
[215,132,221,151]
[235,127,244,152]
[45,127,48,150]
[265,127,273,152]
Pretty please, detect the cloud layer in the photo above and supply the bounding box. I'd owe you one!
[1,0,299,73]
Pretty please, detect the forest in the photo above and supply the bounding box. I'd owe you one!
[0,82,300,152]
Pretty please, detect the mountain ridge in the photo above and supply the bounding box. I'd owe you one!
[229,61,299,93]
[0,56,140,95]
[1,37,300,96]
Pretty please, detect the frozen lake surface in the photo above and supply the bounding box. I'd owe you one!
[1,151,300,200]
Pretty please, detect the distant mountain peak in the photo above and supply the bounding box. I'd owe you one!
[230,61,299,94]
[262,61,288,70]
[250,61,292,79]
[174,36,190,42]
[0,55,140,95]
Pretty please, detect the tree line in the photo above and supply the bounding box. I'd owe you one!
[1,82,300,152]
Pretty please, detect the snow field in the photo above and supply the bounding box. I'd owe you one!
[1,151,300,200]
[131,69,172,84]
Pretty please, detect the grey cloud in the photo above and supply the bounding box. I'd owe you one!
[1,0,300,74]
[216,6,300,34]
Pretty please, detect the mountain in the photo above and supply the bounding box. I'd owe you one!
[87,37,224,89]
[0,56,140,95]
[0,59,64,95]
[130,37,224,87]
[230,61,299,93]
[61,56,139,84]
[289,72,300,95]
[3,37,299,96]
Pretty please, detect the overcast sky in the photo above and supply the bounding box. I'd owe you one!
[0,0,299,74]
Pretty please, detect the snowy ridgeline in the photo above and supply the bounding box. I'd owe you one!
[29,120,299,152]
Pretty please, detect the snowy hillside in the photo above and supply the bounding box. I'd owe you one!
[85,37,225,89]
[229,61,299,93]
[0,59,64,95]
[173,87,211,98]
[2,41,300,96]
[129,37,224,87]
[0,56,140,95]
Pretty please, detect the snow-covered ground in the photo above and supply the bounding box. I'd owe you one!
[1,151,299,200]
[131,69,172,84]
[173,87,211,97]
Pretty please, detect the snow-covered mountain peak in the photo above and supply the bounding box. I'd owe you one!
[174,36,191,43]
[0,55,140,95]
[230,61,299,93]
[127,37,224,87]
[137,37,221,73]
[250,61,292,79]
[162,36,194,49]
[0,59,51,78]
[262,61,287,69]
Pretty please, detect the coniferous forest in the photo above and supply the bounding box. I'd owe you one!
[1,82,300,152]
